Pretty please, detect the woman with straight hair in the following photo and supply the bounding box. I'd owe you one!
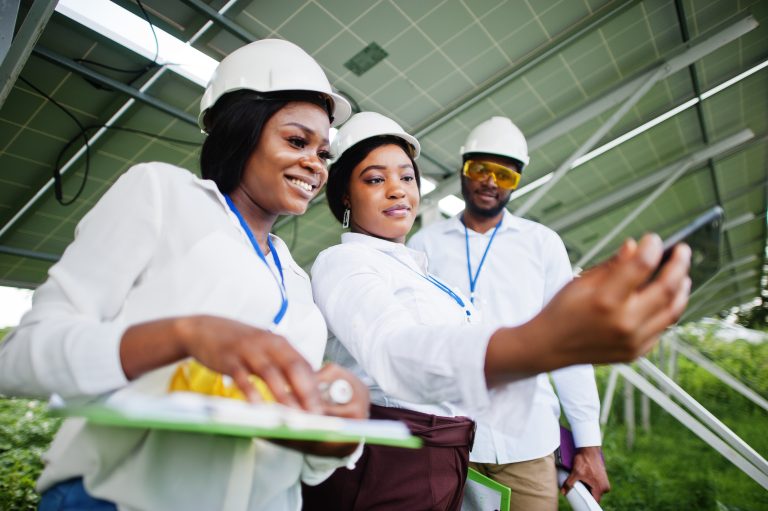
[0,39,369,511]
[302,112,691,510]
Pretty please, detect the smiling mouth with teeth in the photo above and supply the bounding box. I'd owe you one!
[288,177,314,192]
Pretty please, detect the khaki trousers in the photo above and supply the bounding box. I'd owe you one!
[469,452,558,511]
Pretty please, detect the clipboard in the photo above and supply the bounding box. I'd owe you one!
[49,391,421,449]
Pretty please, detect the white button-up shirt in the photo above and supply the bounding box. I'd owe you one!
[408,210,601,464]
[312,233,534,431]
[0,163,352,511]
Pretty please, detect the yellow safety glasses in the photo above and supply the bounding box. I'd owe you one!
[462,159,521,190]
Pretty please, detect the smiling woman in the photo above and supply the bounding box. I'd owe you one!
[0,39,370,511]
[302,111,692,511]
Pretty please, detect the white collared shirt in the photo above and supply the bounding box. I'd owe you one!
[312,232,533,427]
[0,163,353,511]
[408,210,601,463]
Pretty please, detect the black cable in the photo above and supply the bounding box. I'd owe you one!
[74,0,161,89]
[19,1,193,206]
[82,125,200,146]
[19,76,91,206]
[20,78,201,207]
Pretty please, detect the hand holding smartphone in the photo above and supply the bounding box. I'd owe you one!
[654,206,724,291]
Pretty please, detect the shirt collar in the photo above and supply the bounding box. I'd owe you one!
[341,232,429,273]
[443,208,522,235]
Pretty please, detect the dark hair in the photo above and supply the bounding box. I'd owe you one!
[200,90,333,194]
[326,135,420,224]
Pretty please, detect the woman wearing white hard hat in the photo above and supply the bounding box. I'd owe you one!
[302,112,692,510]
[0,39,368,511]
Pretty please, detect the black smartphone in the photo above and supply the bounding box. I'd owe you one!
[655,206,724,291]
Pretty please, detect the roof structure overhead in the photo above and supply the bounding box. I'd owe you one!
[1,0,766,321]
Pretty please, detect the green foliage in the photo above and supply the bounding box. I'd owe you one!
[0,328,62,511]
[587,323,768,511]
[0,398,61,511]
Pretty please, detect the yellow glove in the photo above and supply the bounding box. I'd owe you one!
[168,359,275,402]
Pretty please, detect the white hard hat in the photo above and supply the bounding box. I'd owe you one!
[199,39,351,129]
[331,111,420,162]
[460,116,530,168]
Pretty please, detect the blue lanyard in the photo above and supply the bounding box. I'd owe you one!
[224,195,288,326]
[463,216,502,304]
[392,255,472,322]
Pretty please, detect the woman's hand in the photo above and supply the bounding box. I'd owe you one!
[316,363,370,420]
[486,234,691,381]
[120,315,323,413]
[270,364,370,458]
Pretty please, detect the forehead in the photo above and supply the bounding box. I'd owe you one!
[271,102,331,132]
[357,143,412,169]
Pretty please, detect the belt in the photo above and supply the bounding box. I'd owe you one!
[370,404,476,450]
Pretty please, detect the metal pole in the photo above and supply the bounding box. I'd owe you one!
[179,0,257,43]
[32,47,198,125]
[624,377,635,450]
[421,16,758,210]
[0,0,57,109]
[515,64,667,218]
[618,364,768,489]
[600,367,620,431]
[0,1,239,242]
[0,245,59,262]
[0,0,20,63]
[549,130,758,232]
[570,127,755,269]
[674,340,768,413]
[636,358,768,476]
[575,157,692,268]
[412,0,641,140]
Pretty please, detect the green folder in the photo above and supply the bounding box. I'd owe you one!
[50,397,421,449]
[463,467,511,511]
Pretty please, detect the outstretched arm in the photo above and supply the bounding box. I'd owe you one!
[485,234,691,383]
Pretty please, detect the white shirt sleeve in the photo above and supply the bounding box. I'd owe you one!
[544,230,602,447]
[0,165,162,399]
[312,246,494,411]
[300,442,365,486]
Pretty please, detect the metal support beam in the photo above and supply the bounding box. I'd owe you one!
[179,0,256,43]
[688,270,758,309]
[421,16,759,210]
[0,1,241,243]
[617,364,768,490]
[636,358,768,476]
[528,15,757,149]
[696,290,761,318]
[684,281,759,321]
[672,338,768,413]
[550,130,757,232]
[32,47,197,125]
[624,377,635,449]
[0,0,56,110]
[0,0,20,63]
[412,0,641,140]
[0,245,59,262]
[599,367,620,432]
[576,157,693,268]
[516,64,667,218]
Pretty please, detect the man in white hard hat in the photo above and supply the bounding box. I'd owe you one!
[408,117,609,511]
